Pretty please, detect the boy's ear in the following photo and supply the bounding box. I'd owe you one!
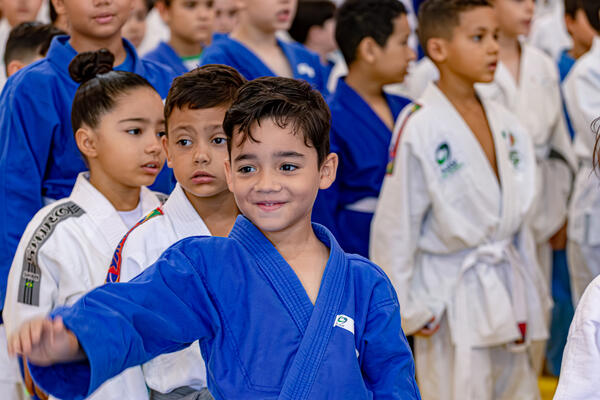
[318,153,338,190]
[75,127,98,159]
[426,38,448,64]
[161,136,173,168]
[356,37,380,64]
[6,60,25,78]
[155,1,170,24]
[224,159,234,192]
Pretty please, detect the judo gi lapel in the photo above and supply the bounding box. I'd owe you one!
[229,217,349,399]
[278,223,348,400]
[222,36,276,78]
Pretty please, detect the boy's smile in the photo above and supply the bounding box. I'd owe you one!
[225,118,337,235]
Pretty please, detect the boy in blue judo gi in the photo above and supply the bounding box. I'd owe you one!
[200,0,328,93]
[144,0,215,75]
[312,0,415,257]
[0,0,177,319]
[8,76,421,400]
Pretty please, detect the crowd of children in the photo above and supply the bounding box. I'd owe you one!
[1,0,600,399]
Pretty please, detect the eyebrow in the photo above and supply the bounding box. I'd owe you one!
[119,117,151,124]
[275,151,305,158]
[234,153,257,162]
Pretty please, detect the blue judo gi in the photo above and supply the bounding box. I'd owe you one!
[0,36,177,308]
[28,216,421,400]
[313,78,411,257]
[143,41,190,76]
[201,35,328,94]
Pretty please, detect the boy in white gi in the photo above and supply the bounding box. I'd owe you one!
[3,49,167,400]
[478,0,576,292]
[562,0,600,304]
[107,65,243,400]
[371,0,550,399]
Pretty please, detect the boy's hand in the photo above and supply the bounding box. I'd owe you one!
[7,317,85,366]
[415,317,440,337]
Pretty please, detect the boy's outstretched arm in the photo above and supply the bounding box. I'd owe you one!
[7,239,219,400]
[8,317,85,366]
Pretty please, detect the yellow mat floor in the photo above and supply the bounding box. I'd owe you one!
[539,376,558,400]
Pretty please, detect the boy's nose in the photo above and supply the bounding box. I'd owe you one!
[146,137,163,155]
[255,170,281,192]
[193,148,210,164]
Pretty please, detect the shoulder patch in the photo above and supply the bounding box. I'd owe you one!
[386,103,422,175]
[106,207,164,283]
[18,202,85,306]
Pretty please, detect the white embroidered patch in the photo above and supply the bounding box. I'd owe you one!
[333,314,355,335]
[297,63,316,78]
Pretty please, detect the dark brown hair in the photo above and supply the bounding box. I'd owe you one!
[69,49,156,133]
[223,77,331,166]
[164,64,246,133]
[580,0,600,32]
[417,0,492,58]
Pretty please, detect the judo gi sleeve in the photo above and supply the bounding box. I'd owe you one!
[28,244,218,400]
[0,86,58,306]
[553,278,600,400]
[360,282,421,400]
[564,69,600,151]
[370,137,438,335]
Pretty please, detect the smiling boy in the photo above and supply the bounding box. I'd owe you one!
[8,77,420,400]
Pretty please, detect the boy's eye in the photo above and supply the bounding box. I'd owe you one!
[238,166,256,174]
[126,128,141,135]
[157,131,167,138]
[472,35,483,42]
[281,164,298,172]
[177,139,192,146]
[184,1,198,8]
[212,137,227,145]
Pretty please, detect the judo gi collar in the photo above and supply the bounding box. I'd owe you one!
[229,216,349,399]
[162,183,210,238]
[46,35,148,80]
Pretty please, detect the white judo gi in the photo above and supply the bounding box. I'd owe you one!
[3,173,162,400]
[553,275,600,399]
[528,0,571,61]
[371,83,550,400]
[477,43,576,282]
[114,183,210,395]
[563,37,600,304]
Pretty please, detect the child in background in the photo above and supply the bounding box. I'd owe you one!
[122,0,152,49]
[312,0,414,258]
[288,0,337,66]
[563,0,600,303]
[9,77,421,400]
[144,0,215,75]
[108,65,243,400]
[201,0,327,94]
[4,22,64,78]
[214,0,239,34]
[0,0,44,87]
[49,0,69,33]
[0,0,177,325]
[371,0,549,398]
[3,49,167,400]
[559,0,595,82]
[477,1,576,372]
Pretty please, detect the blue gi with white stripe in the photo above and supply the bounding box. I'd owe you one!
[28,216,420,400]
[0,36,177,308]
[143,41,190,76]
[200,35,328,94]
[313,78,410,257]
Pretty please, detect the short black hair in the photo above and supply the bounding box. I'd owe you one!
[580,0,600,32]
[289,0,336,44]
[69,49,157,133]
[49,0,57,23]
[417,0,492,58]
[223,77,331,166]
[335,0,407,65]
[564,0,581,18]
[164,64,247,133]
[4,22,64,71]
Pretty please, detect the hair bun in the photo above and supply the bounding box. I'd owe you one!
[68,49,115,84]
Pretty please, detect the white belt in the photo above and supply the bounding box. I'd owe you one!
[344,197,378,213]
[448,240,527,400]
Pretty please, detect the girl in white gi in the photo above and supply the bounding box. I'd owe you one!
[371,1,550,399]
[562,1,600,304]
[107,65,244,400]
[2,49,167,400]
